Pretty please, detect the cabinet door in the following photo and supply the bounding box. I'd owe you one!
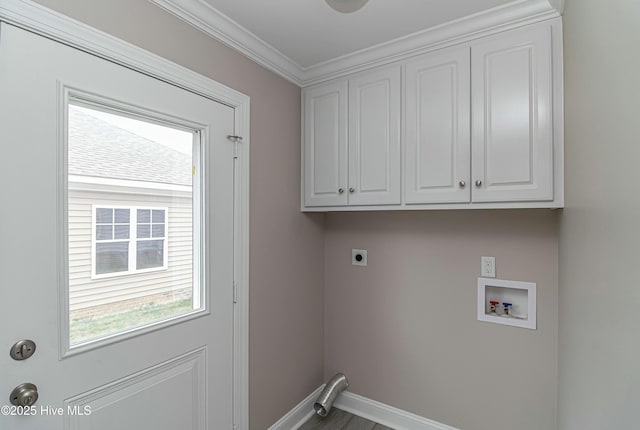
[303,81,348,207]
[404,47,471,204]
[471,24,553,202]
[348,67,401,205]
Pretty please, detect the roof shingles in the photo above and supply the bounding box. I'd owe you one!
[68,107,192,187]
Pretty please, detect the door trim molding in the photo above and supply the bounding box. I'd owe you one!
[0,1,250,429]
[0,0,248,107]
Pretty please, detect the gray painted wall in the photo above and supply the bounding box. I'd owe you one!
[32,1,326,429]
[558,1,640,428]
[324,210,558,430]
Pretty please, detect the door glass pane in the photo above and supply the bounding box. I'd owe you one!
[67,101,201,347]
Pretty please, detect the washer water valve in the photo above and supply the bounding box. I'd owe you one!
[489,301,500,314]
[502,302,513,317]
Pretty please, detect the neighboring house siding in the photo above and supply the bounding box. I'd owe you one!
[68,187,192,315]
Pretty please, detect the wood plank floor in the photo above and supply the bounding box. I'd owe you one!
[299,408,394,430]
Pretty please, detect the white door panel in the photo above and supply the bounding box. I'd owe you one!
[348,67,401,205]
[303,81,348,207]
[65,349,206,430]
[0,23,234,429]
[404,47,471,204]
[471,24,554,202]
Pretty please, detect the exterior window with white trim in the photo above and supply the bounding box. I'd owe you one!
[93,206,168,277]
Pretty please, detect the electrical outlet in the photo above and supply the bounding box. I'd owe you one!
[481,256,496,277]
[352,249,367,266]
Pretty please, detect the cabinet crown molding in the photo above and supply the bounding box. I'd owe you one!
[150,0,561,87]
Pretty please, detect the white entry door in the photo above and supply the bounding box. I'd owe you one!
[0,23,236,429]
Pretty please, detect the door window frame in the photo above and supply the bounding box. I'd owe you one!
[63,91,207,354]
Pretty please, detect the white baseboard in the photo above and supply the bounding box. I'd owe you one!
[267,385,324,430]
[334,391,460,430]
[268,385,460,430]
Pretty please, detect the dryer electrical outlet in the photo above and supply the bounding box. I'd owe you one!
[352,249,367,266]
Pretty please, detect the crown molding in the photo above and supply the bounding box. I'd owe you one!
[151,0,305,85]
[152,0,561,87]
[302,0,561,85]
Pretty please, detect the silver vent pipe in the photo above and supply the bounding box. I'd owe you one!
[314,373,349,417]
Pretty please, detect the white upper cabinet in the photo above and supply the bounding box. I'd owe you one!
[348,67,401,205]
[301,19,563,211]
[303,67,401,207]
[404,47,471,204]
[303,81,348,207]
[471,24,554,202]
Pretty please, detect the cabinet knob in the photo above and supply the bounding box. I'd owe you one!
[338,188,344,194]
[475,180,482,187]
[459,181,466,188]
[349,187,355,193]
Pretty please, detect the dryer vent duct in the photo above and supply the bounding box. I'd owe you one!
[314,373,349,417]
